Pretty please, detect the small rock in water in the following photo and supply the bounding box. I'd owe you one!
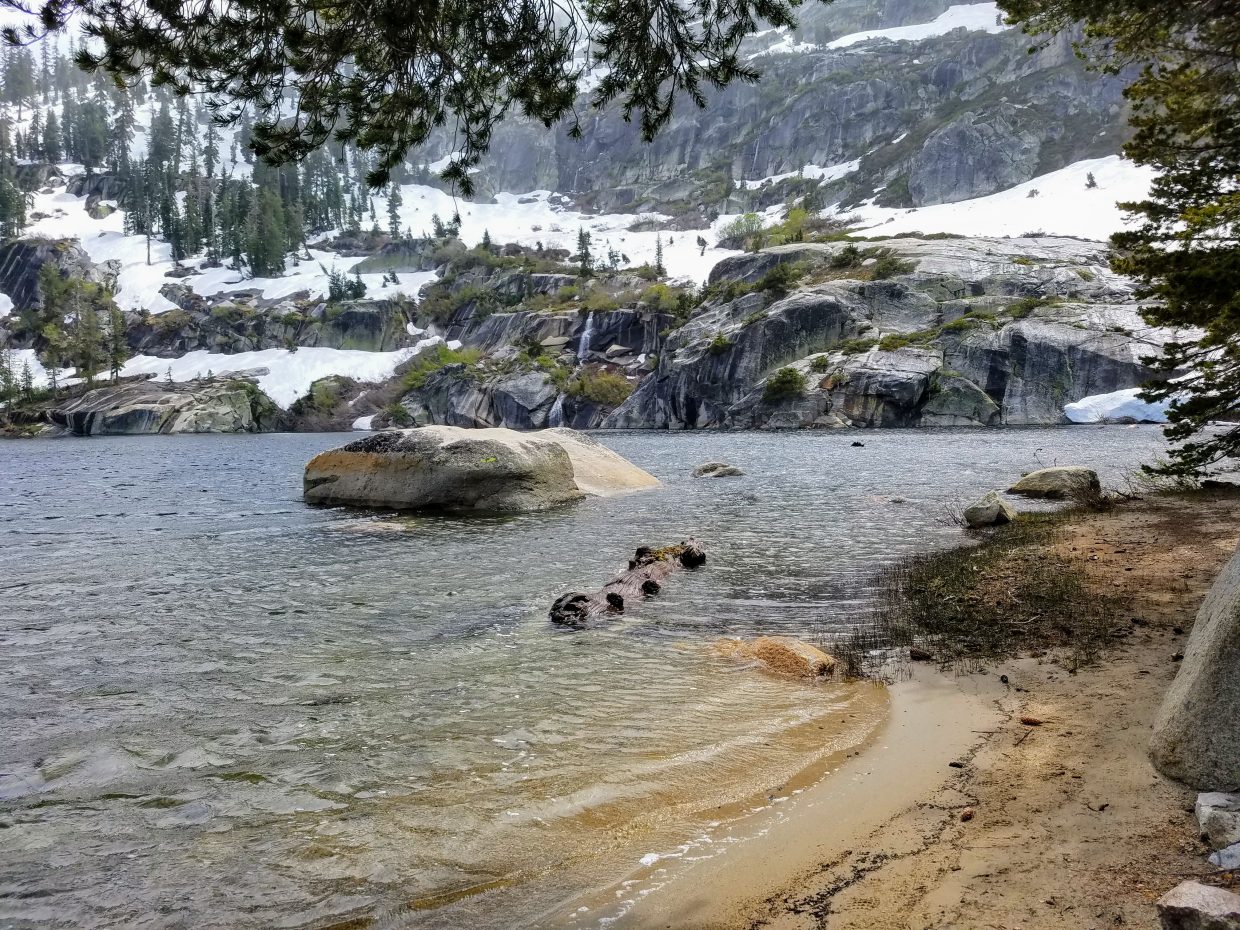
[851,441,865,447]
[692,461,744,478]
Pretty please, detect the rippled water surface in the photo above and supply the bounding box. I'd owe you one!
[0,428,1165,929]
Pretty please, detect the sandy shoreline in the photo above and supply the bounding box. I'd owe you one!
[604,490,1240,930]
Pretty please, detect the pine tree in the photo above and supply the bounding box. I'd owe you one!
[42,109,61,162]
[75,96,110,174]
[654,234,666,277]
[107,304,128,382]
[387,183,403,239]
[111,93,135,173]
[1,48,35,120]
[999,0,1240,475]
[576,227,592,277]
[204,120,220,178]
[148,98,175,168]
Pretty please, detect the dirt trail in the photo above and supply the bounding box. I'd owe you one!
[743,491,1240,930]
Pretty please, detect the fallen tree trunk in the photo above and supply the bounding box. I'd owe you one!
[550,540,707,629]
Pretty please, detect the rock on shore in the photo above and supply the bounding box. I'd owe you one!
[1150,541,1240,791]
[1008,466,1100,498]
[303,425,658,513]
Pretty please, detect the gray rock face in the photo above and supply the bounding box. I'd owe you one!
[1008,466,1100,498]
[48,379,284,436]
[1151,543,1240,791]
[963,491,1017,528]
[303,426,658,513]
[0,238,119,318]
[602,238,1167,430]
[127,287,416,357]
[449,15,1126,216]
[1156,881,1240,930]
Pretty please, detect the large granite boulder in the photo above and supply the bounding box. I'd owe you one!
[48,379,284,436]
[1008,466,1100,498]
[303,426,658,513]
[1150,543,1240,791]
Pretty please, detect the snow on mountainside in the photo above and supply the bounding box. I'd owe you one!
[850,156,1154,240]
[0,0,1156,415]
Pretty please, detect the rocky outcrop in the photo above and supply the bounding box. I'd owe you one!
[1008,466,1100,498]
[602,238,1166,430]
[0,238,120,317]
[126,287,417,357]
[48,378,285,436]
[1150,542,1240,791]
[693,462,744,477]
[716,637,838,679]
[303,426,658,512]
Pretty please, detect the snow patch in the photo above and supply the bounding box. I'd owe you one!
[1064,388,1171,424]
[739,159,861,190]
[827,3,1010,49]
[114,345,437,408]
[847,156,1155,242]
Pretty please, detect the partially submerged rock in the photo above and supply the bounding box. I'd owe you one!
[963,490,1017,528]
[693,461,744,478]
[716,636,837,679]
[303,425,658,513]
[1156,881,1240,930]
[1151,542,1240,791]
[1008,466,1101,499]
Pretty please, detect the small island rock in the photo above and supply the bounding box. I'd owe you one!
[693,461,744,478]
[304,425,658,513]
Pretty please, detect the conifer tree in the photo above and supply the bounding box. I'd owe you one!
[387,183,402,240]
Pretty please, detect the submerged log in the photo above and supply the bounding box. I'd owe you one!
[550,539,707,629]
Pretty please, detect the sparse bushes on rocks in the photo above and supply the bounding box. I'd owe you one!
[763,367,806,403]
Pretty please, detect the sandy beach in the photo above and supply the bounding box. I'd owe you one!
[610,489,1240,929]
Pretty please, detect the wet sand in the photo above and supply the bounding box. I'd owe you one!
[614,490,1240,930]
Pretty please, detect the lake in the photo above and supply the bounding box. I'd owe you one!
[0,426,1166,929]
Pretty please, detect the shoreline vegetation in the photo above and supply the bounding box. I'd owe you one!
[621,483,1240,929]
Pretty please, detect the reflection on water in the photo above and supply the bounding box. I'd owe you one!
[0,427,1164,929]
